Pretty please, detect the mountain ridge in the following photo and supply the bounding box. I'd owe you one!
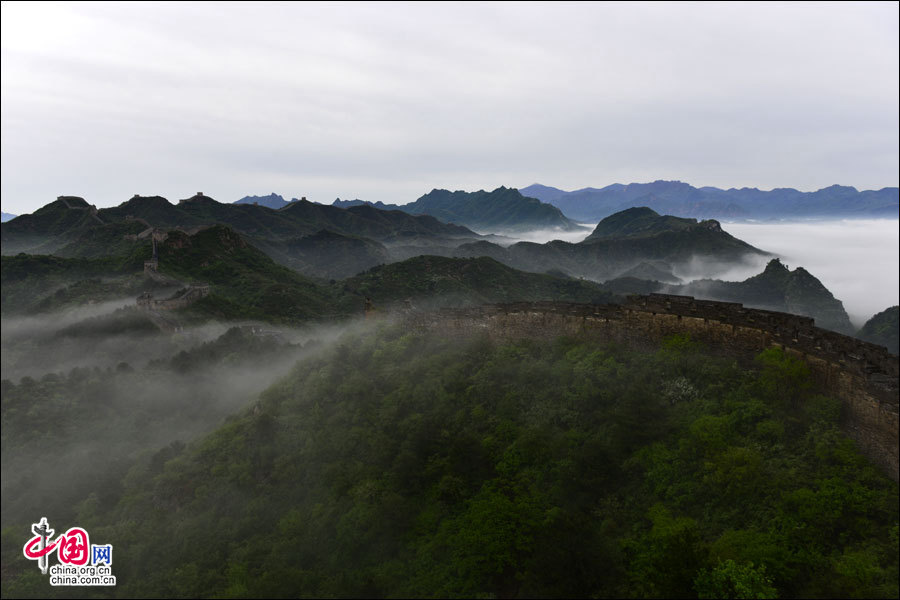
[602,258,855,334]
[451,207,767,282]
[334,186,584,231]
[1,193,486,279]
[522,181,900,221]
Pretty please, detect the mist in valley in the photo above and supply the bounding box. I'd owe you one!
[0,299,378,530]
[666,252,771,284]
[724,219,900,327]
[480,224,596,246]
[1,298,224,381]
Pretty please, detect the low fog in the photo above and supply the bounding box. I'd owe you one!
[667,253,771,284]
[1,300,378,529]
[725,219,900,327]
[1,301,226,381]
[1,297,140,339]
[487,224,596,246]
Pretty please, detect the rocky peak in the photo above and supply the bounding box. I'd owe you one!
[763,258,789,273]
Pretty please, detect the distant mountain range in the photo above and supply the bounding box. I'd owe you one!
[0,193,483,279]
[1,212,16,223]
[334,186,584,232]
[0,193,767,284]
[8,180,897,229]
[3,193,766,287]
[521,181,900,221]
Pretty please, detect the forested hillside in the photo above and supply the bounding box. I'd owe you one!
[2,325,895,598]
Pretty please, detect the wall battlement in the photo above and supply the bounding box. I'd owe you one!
[413,294,899,480]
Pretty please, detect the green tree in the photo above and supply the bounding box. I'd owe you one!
[695,559,778,599]
[755,347,811,410]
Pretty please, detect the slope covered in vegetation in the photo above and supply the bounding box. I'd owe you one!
[3,325,895,598]
[857,306,899,355]
[0,252,151,314]
[402,186,582,231]
[154,225,344,323]
[337,255,617,312]
[2,228,621,326]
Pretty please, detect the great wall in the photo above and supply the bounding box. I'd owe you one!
[133,227,210,330]
[57,196,104,224]
[410,294,899,481]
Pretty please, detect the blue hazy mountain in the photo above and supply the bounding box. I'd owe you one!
[1,212,17,223]
[234,193,294,209]
[521,181,900,221]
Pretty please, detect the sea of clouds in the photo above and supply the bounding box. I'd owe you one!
[723,219,899,328]
[511,219,899,329]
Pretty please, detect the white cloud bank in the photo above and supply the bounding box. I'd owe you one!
[724,219,900,327]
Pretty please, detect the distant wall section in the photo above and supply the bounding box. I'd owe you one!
[137,284,210,311]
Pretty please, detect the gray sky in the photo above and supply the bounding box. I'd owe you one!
[2,1,898,214]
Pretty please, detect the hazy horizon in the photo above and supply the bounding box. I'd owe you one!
[3,178,899,216]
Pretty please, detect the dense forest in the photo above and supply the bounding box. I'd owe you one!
[2,323,897,598]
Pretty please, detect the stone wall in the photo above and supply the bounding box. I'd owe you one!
[411,294,899,481]
[135,284,210,311]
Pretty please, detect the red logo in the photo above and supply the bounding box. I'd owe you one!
[24,527,90,566]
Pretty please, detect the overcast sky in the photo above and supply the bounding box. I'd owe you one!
[1,1,898,214]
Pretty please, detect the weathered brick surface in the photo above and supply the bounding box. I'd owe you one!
[410,294,899,481]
